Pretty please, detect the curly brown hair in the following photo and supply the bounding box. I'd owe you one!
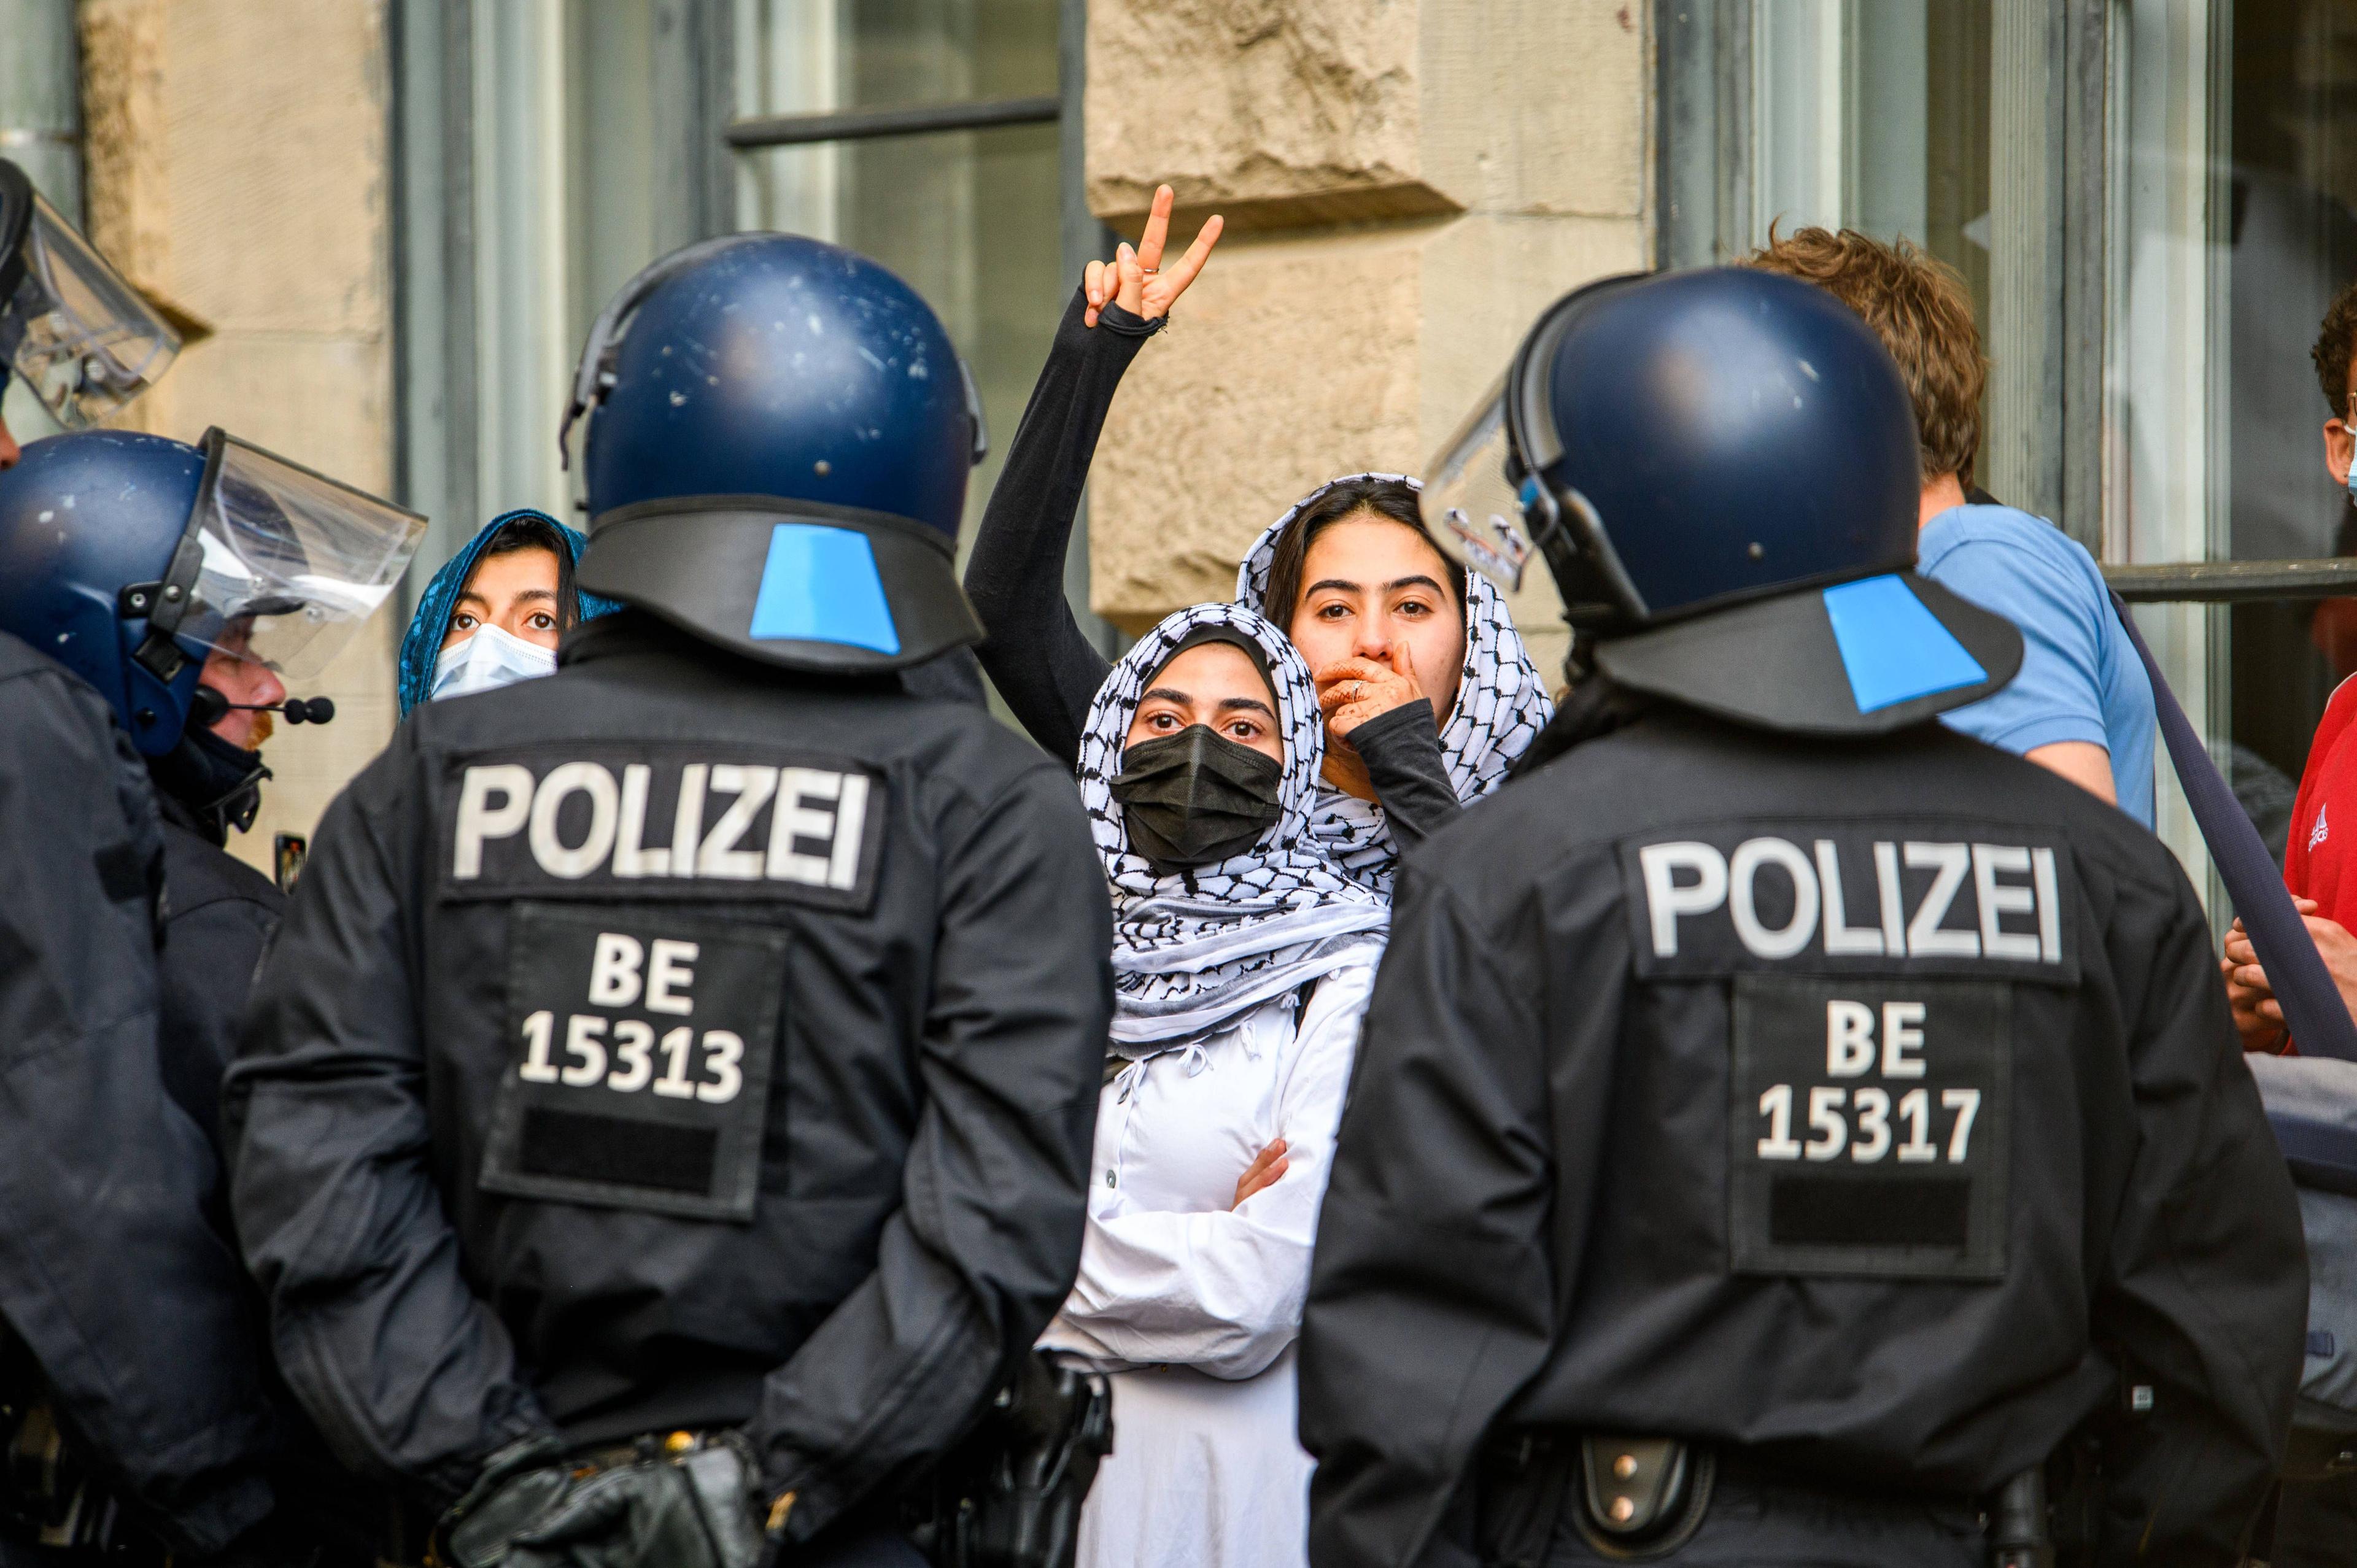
[1743,225,1986,487]
[2314,276,2357,421]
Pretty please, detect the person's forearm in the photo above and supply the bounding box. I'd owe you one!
[1348,701,1461,849]
[1058,1207,1314,1378]
[2023,740,2116,805]
[225,786,552,1503]
[964,288,1155,763]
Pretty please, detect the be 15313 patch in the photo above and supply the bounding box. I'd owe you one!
[479,903,786,1222]
[1729,973,2010,1280]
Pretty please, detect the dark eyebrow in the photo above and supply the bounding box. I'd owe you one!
[454,590,490,611]
[1139,686,1191,707]
[1302,577,1361,598]
[1385,574,1447,596]
[1215,696,1276,720]
[512,587,558,606]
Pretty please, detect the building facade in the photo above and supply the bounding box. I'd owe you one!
[37,0,2357,902]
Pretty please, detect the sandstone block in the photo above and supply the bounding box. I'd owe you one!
[1085,0,1647,233]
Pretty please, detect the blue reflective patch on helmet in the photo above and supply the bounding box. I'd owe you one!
[1822,574,1987,713]
[748,523,901,654]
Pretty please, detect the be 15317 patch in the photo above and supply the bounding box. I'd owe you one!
[479,903,786,1222]
[1729,973,2010,1280]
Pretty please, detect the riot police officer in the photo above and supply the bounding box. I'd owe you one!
[0,432,408,1141]
[1296,268,2309,1567]
[0,620,268,1566]
[0,427,422,1564]
[224,234,1114,1567]
[0,152,415,1563]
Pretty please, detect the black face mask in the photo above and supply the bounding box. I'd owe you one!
[1109,724,1284,871]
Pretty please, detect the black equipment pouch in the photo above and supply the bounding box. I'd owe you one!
[1987,1465,2054,1568]
[0,1331,140,1558]
[1473,1432,1575,1568]
[2284,1424,2357,1482]
[899,1351,1113,1568]
[1571,1437,1713,1561]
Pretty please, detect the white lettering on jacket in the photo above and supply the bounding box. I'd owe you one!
[1638,836,2062,965]
[454,760,870,889]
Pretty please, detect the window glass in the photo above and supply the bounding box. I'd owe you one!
[2115,0,2357,860]
[2223,0,2357,844]
[733,0,1063,571]
[1749,3,1994,344]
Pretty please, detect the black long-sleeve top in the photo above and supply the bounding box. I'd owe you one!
[963,288,1462,848]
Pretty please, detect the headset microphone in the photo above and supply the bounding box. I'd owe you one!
[187,687,336,729]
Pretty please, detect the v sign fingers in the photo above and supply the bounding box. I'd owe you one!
[1075,184,1225,330]
[1136,184,1175,274]
[1141,213,1224,320]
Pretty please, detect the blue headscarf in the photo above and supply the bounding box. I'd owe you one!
[395,509,621,716]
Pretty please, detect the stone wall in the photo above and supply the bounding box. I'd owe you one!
[1084,0,1654,676]
[82,0,395,876]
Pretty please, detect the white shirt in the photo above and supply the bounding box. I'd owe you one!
[1043,962,1376,1568]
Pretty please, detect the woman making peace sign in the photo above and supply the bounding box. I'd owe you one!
[964,187,1552,896]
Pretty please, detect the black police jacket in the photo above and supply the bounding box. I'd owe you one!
[0,633,277,1555]
[1298,701,2307,1568]
[223,613,1114,1540]
[154,794,285,1159]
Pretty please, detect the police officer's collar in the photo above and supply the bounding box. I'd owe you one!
[1507,672,1655,781]
[557,606,902,695]
[149,726,268,845]
[1590,571,2024,737]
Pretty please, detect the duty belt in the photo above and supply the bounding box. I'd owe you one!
[1,1394,147,1561]
[1478,1432,2051,1567]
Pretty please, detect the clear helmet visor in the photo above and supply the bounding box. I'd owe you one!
[1419,371,1539,593]
[5,188,179,429]
[177,432,426,680]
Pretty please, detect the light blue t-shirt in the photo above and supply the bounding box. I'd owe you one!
[1917,504,2157,827]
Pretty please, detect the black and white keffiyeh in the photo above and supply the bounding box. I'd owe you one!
[1234,472,1555,893]
[1079,602,1389,1049]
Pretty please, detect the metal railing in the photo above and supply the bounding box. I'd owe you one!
[2103,558,2357,604]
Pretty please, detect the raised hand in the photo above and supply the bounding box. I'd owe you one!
[1315,644,1424,740]
[1083,184,1225,328]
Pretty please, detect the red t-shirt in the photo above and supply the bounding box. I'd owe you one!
[2287,675,2357,922]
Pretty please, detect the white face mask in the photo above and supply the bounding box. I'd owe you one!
[430,622,558,701]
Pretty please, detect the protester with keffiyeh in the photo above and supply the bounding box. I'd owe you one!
[961,185,1555,897]
[1042,601,1385,1568]
[1234,472,1552,894]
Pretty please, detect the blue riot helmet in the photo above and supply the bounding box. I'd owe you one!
[0,160,180,428]
[0,427,426,757]
[1422,266,2022,734]
[562,233,989,673]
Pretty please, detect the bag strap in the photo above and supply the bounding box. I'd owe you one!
[2108,589,2357,1062]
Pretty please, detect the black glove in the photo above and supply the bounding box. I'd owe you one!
[436,1433,571,1567]
[436,1431,766,1568]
